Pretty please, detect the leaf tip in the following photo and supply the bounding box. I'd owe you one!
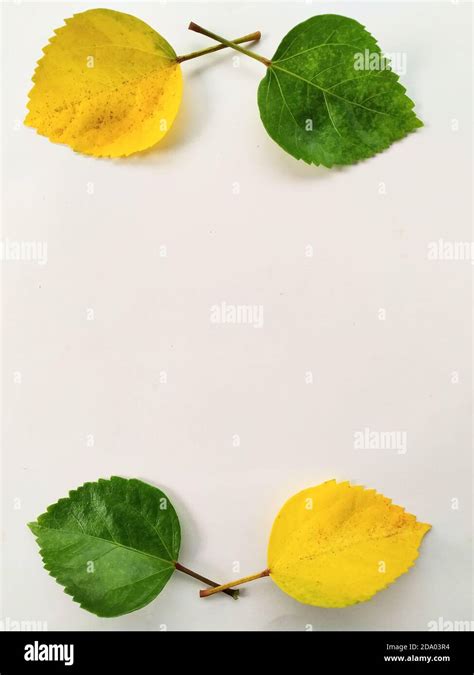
[419,520,432,535]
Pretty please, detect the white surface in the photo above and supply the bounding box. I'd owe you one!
[1,0,472,631]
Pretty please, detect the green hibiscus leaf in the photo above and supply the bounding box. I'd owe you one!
[28,476,181,617]
[257,14,422,166]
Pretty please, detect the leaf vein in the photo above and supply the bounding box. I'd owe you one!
[272,65,393,117]
[276,42,370,64]
[34,524,174,566]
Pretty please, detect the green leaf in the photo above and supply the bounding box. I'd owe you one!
[257,14,422,167]
[28,476,180,617]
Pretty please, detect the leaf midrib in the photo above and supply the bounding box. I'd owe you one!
[30,60,176,125]
[275,41,370,65]
[274,527,420,571]
[92,43,175,61]
[32,523,175,568]
[270,63,393,118]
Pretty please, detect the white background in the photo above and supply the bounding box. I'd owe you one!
[1,0,472,631]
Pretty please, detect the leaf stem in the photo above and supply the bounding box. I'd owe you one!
[200,568,270,598]
[176,31,261,63]
[188,22,271,67]
[175,562,239,599]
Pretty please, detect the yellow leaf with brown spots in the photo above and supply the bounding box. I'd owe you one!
[25,8,182,157]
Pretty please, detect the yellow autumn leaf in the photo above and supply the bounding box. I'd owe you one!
[200,479,431,605]
[268,479,431,607]
[25,8,183,157]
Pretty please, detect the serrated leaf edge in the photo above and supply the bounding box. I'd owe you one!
[28,475,178,617]
[269,478,431,607]
[259,15,424,168]
[24,10,179,159]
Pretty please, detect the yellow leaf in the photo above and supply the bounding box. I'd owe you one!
[268,479,431,607]
[25,8,183,157]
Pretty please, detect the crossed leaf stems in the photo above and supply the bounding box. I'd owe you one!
[187,22,271,66]
[200,568,271,598]
[175,22,270,67]
[177,562,270,600]
[175,562,240,599]
[175,28,263,63]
